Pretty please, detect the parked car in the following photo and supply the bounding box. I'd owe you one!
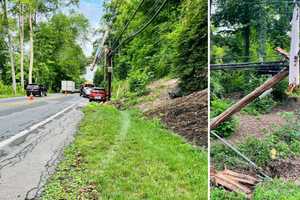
[89,88,107,102]
[26,84,48,97]
[81,87,93,98]
[80,83,94,98]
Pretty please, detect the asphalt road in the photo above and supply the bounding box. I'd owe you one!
[0,93,87,199]
[0,94,82,141]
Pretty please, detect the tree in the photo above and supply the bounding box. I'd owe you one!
[19,2,25,88]
[1,0,17,94]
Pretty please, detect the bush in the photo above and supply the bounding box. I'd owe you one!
[243,96,277,115]
[211,133,295,170]
[211,143,247,170]
[128,70,149,96]
[211,98,238,137]
[273,112,300,143]
[253,179,300,200]
[0,81,24,97]
[211,188,247,200]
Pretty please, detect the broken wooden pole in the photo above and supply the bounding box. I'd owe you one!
[211,48,290,130]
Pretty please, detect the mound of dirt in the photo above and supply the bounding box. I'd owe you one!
[146,89,208,148]
[267,158,300,183]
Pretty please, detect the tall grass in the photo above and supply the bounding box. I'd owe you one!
[0,81,25,98]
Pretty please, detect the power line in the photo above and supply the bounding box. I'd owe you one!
[112,0,169,54]
[112,0,146,49]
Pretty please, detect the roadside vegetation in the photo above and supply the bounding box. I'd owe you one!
[211,0,300,198]
[211,179,300,200]
[0,1,88,97]
[0,81,24,98]
[42,104,208,200]
[93,0,207,97]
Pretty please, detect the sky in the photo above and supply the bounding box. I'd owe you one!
[75,0,105,56]
[65,0,105,81]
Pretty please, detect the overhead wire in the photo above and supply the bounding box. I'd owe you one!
[112,0,169,54]
[112,0,147,49]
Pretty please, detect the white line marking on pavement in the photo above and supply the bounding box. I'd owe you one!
[0,102,78,150]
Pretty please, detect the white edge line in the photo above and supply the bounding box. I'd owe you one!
[0,102,78,149]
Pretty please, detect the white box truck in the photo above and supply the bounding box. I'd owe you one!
[61,80,75,93]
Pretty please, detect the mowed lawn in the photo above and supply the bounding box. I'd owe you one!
[42,104,208,200]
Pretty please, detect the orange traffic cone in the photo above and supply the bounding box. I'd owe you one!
[28,93,34,101]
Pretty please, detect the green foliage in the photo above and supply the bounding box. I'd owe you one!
[211,0,291,115]
[0,81,24,97]
[253,179,300,200]
[175,0,208,94]
[212,111,300,170]
[128,70,149,96]
[34,13,88,91]
[104,0,207,95]
[211,188,247,200]
[211,98,238,137]
[93,67,105,87]
[242,96,276,115]
[42,104,208,199]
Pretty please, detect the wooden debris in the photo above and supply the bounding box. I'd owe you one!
[211,168,259,197]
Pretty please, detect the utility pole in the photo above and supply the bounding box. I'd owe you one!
[211,48,290,130]
[106,48,113,101]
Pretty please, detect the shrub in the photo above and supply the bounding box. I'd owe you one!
[273,112,300,143]
[210,143,248,170]
[0,81,24,97]
[211,134,294,170]
[128,70,149,96]
[253,179,300,200]
[211,98,238,137]
[211,188,247,200]
[243,96,277,115]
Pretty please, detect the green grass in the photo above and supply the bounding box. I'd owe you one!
[42,104,208,200]
[211,188,247,200]
[0,93,24,98]
[253,179,300,200]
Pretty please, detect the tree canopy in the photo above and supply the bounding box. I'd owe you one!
[97,0,208,94]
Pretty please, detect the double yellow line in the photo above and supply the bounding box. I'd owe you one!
[0,94,68,107]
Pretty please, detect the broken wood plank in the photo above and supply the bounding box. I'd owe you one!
[211,168,259,196]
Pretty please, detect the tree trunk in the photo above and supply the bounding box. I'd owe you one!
[243,25,250,62]
[19,4,24,88]
[28,10,34,84]
[3,0,17,94]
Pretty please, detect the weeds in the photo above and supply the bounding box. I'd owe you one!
[42,104,207,199]
[253,179,300,200]
[211,98,238,137]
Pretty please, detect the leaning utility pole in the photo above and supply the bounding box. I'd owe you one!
[211,48,290,130]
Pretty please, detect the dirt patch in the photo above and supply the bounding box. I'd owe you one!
[266,158,300,183]
[229,113,285,144]
[146,90,208,148]
[136,79,178,112]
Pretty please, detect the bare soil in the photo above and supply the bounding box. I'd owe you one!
[228,97,300,144]
[136,79,178,112]
[229,113,285,144]
[226,97,300,183]
[146,89,208,148]
[267,158,300,184]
